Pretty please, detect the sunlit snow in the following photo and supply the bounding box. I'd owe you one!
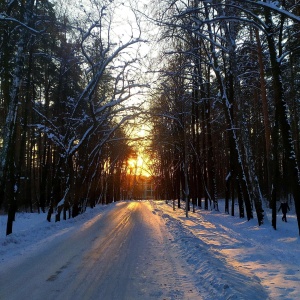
[1,200,299,299]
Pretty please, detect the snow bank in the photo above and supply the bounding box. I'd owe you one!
[151,200,300,300]
[0,205,111,265]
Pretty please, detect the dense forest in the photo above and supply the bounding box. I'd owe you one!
[1,0,300,235]
[148,0,300,234]
[0,0,147,235]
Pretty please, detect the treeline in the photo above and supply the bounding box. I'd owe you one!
[0,0,144,235]
[149,0,300,234]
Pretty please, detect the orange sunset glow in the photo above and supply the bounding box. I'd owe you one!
[125,119,153,178]
[127,153,152,177]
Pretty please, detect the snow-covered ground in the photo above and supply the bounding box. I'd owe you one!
[152,200,300,300]
[1,200,299,299]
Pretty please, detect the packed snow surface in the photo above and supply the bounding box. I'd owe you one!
[0,200,299,300]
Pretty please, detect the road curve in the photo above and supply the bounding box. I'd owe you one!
[0,201,202,300]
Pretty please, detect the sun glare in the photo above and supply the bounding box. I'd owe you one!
[128,158,136,168]
[124,116,153,178]
[127,154,151,177]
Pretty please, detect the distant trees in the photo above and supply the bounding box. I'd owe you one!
[149,0,300,234]
[0,0,145,234]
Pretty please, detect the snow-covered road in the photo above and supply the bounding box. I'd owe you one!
[0,201,202,300]
[2,199,296,299]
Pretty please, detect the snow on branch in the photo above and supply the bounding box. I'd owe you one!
[243,0,300,23]
[0,13,43,34]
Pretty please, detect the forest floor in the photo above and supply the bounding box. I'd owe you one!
[0,200,299,300]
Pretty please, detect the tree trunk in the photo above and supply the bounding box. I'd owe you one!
[183,115,189,218]
[255,28,272,201]
[205,97,217,210]
[225,172,230,214]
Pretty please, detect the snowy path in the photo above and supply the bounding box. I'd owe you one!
[0,201,202,300]
[1,200,297,299]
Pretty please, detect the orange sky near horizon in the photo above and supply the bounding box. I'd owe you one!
[127,151,152,178]
[126,121,153,178]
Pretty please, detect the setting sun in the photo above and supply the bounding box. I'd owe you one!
[127,154,151,177]
[124,117,153,178]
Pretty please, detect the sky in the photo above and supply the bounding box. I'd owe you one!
[1,199,299,299]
